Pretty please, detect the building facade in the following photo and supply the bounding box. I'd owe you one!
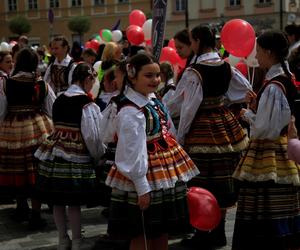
[0,0,299,46]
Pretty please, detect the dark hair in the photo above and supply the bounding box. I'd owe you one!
[51,35,70,53]
[285,24,300,41]
[12,48,38,75]
[0,51,11,63]
[82,48,98,58]
[257,30,291,79]
[160,61,174,81]
[174,28,191,46]
[70,41,82,62]
[190,25,216,55]
[120,53,158,94]
[72,62,95,85]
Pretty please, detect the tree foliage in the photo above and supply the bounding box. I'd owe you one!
[9,16,31,36]
[68,16,91,35]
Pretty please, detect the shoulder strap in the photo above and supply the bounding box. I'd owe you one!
[64,59,75,84]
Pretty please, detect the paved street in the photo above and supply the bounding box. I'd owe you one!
[0,202,235,250]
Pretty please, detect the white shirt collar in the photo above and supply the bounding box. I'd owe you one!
[265,62,290,80]
[64,84,85,97]
[125,87,156,108]
[54,54,72,67]
[194,52,221,64]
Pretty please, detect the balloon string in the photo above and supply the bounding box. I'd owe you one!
[141,211,148,250]
[251,67,255,86]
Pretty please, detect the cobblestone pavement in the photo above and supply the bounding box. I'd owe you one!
[0,202,235,250]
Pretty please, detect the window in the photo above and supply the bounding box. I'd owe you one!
[229,0,241,6]
[50,0,59,8]
[28,0,38,10]
[118,0,129,3]
[175,0,186,11]
[258,0,271,3]
[94,0,104,5]
[8,0,17,11]
[71,0,81,7]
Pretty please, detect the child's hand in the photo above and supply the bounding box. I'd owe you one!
[138,192,151,210]
[288,116,298,139]
[245,90,257,111]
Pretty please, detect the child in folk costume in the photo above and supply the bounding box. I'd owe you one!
[0,48,55,228]
[232,30,300,250]
[34,63,105,250]
[102,53,199,250]
[166,25,251,249]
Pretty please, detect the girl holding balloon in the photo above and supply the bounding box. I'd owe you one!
[166,24,251,249]
[232,30,300,250]
[102,53,199,250]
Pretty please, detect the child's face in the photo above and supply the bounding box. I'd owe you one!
[131,63,161,96]
[83,55,96,65]
[0,54,13,74]
[175,39,192,59]
[255,44,269,69]
[113,68,125,91]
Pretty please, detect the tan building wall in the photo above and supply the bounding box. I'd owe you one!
[0,0,298,45]
[0,0,152,46]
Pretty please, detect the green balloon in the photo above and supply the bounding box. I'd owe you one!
[95,34,101,41]
[102,29,112,42]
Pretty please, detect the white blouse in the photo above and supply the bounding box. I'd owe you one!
[243,63,291,140]
[165,52,252,145]
[0,71,56,122]
[102,87,174,196]
[64,84,105,163]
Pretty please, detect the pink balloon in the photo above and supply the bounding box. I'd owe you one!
[160,46,180,64]
[187,187,221,231]
[168,38,176,49]
[221,19,255,57]
[129,9,146,27]
[126,25,145,45]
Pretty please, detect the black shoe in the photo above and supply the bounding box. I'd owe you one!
[210,219,227,247]
[28,211,47,230]
[101,208,109,219]
[10,208,30,222]
[180,234,213,250]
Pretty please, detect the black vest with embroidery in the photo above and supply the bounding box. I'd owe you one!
[53,94,92,128]
[191,61,232,97]
[257,75,296,115]
[6,77,47,108]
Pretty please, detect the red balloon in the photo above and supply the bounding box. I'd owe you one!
[235,61,248,77]
[221,19,255,57]
[145,39,152,46]
[168,38,176,49]
[160,46,180,64]
[126,25,145,45]
[187,187,221,231]
[87,39,100,52]
[129,9,146,27]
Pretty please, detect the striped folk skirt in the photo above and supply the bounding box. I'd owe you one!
[0,111,53,195]
[184,103,248,208]
[35,158,98,206]
[232,137,300,249]
[232,181,300,250]
[107,181,191,240]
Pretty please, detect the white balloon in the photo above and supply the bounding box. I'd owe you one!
[111,30,123,42]
[0,42,10,52]
[142,19,152,41]
[228,54,241,66]
[245,39,259,67]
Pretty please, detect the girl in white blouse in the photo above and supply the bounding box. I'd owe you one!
[232,30,300,250]
[167,25,251,249]
[35,63,105,250]
[102,53,199,250]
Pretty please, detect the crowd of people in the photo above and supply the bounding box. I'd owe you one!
[1,23,300,250]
